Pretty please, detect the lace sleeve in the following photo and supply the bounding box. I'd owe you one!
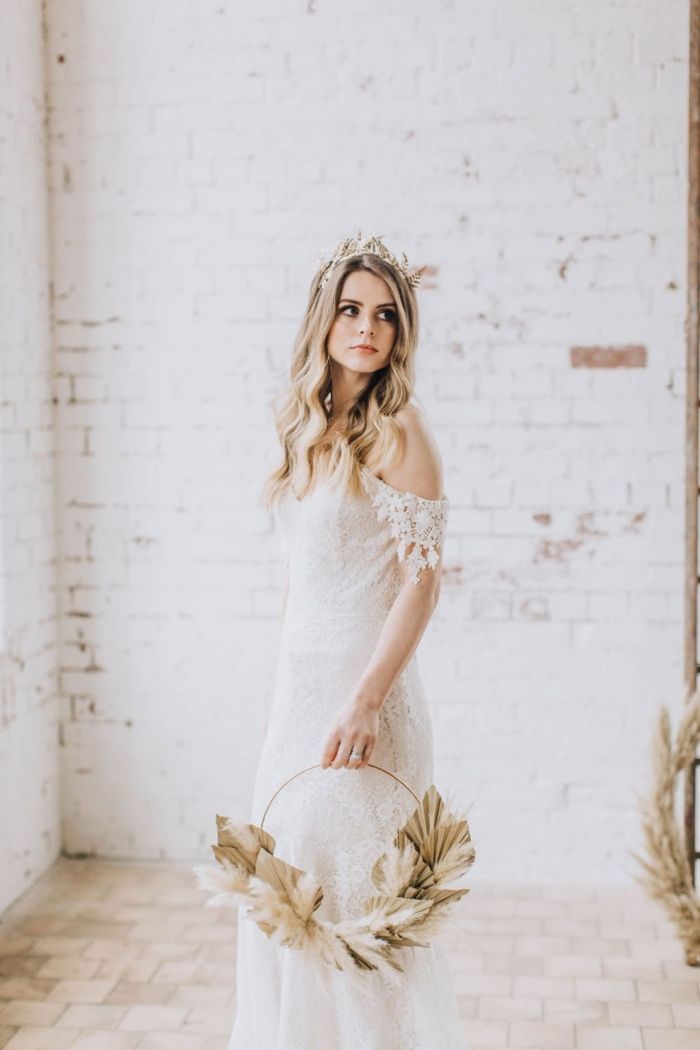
[360,467,449,586]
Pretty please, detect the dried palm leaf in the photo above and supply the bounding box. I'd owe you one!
[211,815,274,874]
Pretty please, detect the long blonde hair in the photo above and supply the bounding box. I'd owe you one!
[263,251,420,508]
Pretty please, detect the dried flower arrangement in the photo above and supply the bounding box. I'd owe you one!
[194,770,475,979]
[633,687,700,966]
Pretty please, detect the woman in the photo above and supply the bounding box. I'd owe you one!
[229,233,466,1049]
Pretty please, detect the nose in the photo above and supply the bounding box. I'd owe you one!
[358,313,374,335]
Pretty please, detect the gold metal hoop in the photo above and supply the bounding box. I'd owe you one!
[259,763,422,831]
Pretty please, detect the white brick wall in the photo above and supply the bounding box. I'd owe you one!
[40,0,691,883]
[0,1,60,911]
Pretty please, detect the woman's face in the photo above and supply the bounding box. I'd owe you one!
[326,268,398,376]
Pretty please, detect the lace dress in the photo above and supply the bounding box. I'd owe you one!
[228,464,467,1050]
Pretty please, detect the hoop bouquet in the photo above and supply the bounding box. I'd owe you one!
[193,763,476,979]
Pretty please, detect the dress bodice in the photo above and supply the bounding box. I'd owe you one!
[273,465,449,654]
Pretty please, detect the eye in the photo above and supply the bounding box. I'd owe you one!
[339,304,397,322]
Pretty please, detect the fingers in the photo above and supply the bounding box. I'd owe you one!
[331,739,355,769]
[357,748,372,769]
[324,738,374,770]
[320,736,339,770]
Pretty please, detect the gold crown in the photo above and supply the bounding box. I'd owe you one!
[317,230,426,291]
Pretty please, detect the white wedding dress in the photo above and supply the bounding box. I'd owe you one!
[228,464,467,1049]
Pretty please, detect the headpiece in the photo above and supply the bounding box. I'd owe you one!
[316,230,425,291]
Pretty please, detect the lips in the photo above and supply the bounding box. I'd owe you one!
[352,344,378,353]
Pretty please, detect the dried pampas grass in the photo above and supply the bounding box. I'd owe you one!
[632,686,700,965]
[193,783,475,977]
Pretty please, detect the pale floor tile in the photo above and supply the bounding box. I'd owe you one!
[92,959,153,983]
[665,958,700,980]
[602,956,664,980]
[543,998,608,1025]
[642,1032,700,1049]
[574,976,637,1002]
[29,941,90,960]
[34,959,101,981]
[542,953,603,978]
[134,1035,207,1049]
[508,1019,575,1047]
[0,1002,66,1027]
[513,975,576,999]
[629,936,689,960]
[487,918,543,936]
[575,1026,643,1049]
[150,962,219,985]
[478,995,542,1021]
[180,1007,235,1035]
[571,937,629,956]
[608,1000,674,1027]
[3,1030,78,1049]
[457,973,514,997]
[106,982,175,1006]
[0,858,699,1048]
[0,962,44,982]
[70,1034,140,1049]
[54,1003,127,1029]
[451,951,487,975]
[636,978,700,1004]
[516,935,572,955]
[484,953,543,976]
[0,980,57,1002]
[671,1002,700,1027]
[118,1005,188,1031]
[46,979,118,1005]
[544,920,600,938]
[461,1018,509,1046]
[165,986,232,1009]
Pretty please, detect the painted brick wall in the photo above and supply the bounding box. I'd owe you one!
[46,0,689,883]
[0,0,60,911]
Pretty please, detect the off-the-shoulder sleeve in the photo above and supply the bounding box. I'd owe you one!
[361,467,449,585]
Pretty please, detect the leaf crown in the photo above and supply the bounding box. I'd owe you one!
[317,230,426,291]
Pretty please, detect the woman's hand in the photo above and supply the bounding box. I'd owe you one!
[320,695,381,770]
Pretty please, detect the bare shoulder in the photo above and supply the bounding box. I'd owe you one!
[380,403,444,501]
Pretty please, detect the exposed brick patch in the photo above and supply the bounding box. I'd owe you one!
[624,510,648,533]
[441,563,464,585]
[534,537,585,563]
[569,345,647,368]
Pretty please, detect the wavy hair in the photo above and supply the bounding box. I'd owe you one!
[262,251,420,508]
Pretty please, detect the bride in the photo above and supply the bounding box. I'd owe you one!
[228,233,467,1049]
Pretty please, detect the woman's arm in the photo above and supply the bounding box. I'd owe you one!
[320,406,445,770]
[353,565,440,709]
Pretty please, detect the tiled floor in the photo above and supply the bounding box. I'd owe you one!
[0,858,698,1049]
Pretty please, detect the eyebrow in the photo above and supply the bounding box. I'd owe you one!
[339,298,396,308]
